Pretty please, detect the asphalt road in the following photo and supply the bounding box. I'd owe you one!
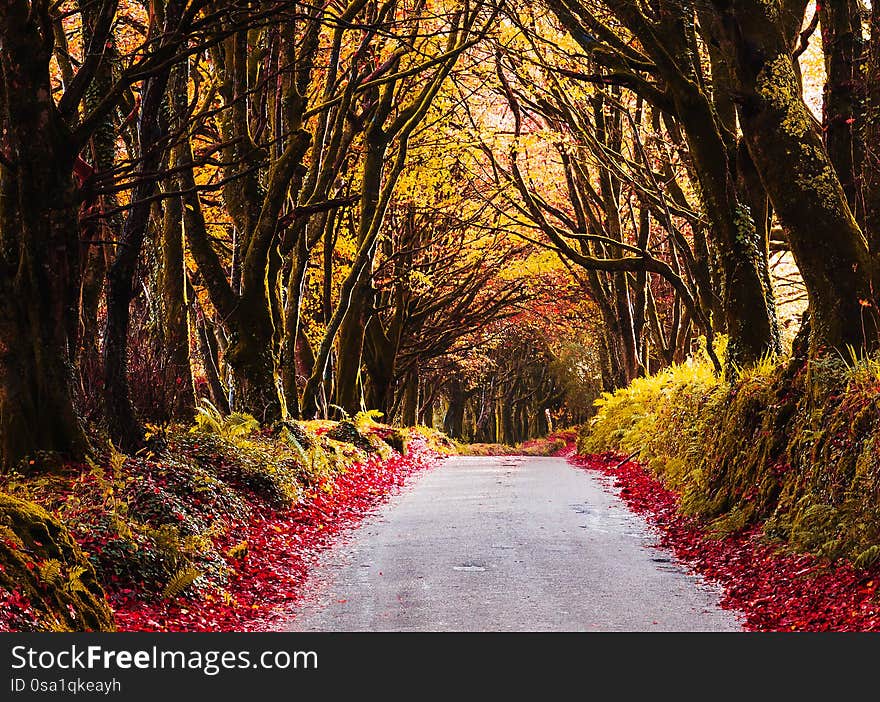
[284,455,742,632]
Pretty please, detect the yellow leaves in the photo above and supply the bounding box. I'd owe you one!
[497,249,562,281]
[226,541,248,560]
[407,270,434,294]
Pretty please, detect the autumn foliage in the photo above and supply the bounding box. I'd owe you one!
[0,421,448,631]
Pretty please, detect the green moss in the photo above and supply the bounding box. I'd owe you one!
[1,420,450,626]
[0,493,115,631]
[582,345,880,566]
[756,54,812,138]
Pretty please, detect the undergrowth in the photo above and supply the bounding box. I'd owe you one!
[580,341,880,568]
[457,429,576,457]
[0,415,451,631]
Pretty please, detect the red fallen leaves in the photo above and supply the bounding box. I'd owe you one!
[569,452,880,632]
[0,588,41,631]
[552,439,577,458]
[111,437,440,632]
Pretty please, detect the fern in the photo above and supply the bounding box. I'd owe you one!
[194,398,259,439]
[146,524,183,565]
[223,412,260,438]
[194,398,225,434]
[286,433,309,465]
[38,559,63,585]
[162,567,201,600]
[63,566,90,596]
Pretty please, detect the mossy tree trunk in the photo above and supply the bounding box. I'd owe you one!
[0,492,115,631]
[712,0,880,355]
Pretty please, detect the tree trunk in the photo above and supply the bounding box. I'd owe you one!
[282,228,311,418]
[334,127,386,416]
[0,2,87,469]
[713,0,879,354]
[672,82,781,368]
[224,298,280,423]
[818,0,862,209]
[863,2,880,251]
[363,315,396,416]
[103,23,176,450]
[160,63,195,422]
[401,370,419,427]
[334,283,370,415]
[443,379,466,439]
[195,307,230,414]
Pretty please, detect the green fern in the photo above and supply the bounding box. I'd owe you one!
[223,412,260,438]
[38,559,63,586]
[63,566,90,596]
[285,433,309,465]
[194,398,225,434]
[194,398,259,439]
[162,567,201,600]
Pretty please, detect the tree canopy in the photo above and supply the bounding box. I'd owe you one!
[1,0,878,467]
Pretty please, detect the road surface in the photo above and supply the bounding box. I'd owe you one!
[284,455,741,631]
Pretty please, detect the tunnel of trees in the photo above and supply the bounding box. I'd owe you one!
[1,0,878,467]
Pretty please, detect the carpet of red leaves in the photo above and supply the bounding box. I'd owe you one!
[112,437,441,632]
[569,452,880,631]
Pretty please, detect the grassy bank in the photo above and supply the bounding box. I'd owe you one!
[580,347,880,568]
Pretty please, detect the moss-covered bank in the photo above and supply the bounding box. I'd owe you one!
[580,349,880,567]
[1,415,453,631]
[0,493,115,631]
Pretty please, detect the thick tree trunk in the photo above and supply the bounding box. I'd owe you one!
[225,299,280,423]
[443,379,466,439]
[0,2,87,469]
[401,370,419,427]
[363,315,396,416]
[501,398,517,445]
[713,0,879,354]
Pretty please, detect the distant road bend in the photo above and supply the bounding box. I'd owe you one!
[285,455,741,632]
